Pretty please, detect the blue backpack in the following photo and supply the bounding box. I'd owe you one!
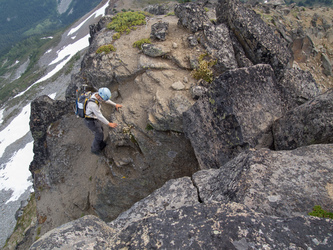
[75,91,99,118]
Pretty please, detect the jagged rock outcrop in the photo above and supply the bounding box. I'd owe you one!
[31,144,333,249]
[273,89,333,150]
[216,0,292,79]
[184,64,283,169]
[175,2,238,73]
[29,96,71,173]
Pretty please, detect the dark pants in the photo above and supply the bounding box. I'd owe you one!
[84,118,106,153]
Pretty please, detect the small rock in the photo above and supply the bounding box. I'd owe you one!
[172,81,185,90]
[190,86,207,100]
[172,42,178,49]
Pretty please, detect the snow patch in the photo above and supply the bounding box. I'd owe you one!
[0,103,31,158]
[0,141,34,204]
[0,109,4,125]
[49,93,57,99]
[67,0,109,36]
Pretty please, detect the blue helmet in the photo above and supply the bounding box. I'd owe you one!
[98,87,111,100]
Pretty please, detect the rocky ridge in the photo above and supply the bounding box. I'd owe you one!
[26,0,332,249]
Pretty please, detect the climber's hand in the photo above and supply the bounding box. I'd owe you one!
[115,104,122,111]
[108,122,118,128]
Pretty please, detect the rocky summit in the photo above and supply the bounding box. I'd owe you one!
[20,0,333,249]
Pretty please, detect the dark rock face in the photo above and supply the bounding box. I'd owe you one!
[183,64,283,168]
[278,67,320,111]
[273,89,333,150]
[175,2,211,33]
[199,23,238,73]
[88,15,113,44]
[29,96,71,173]
[144,4,171,15]
[216,0,292,79]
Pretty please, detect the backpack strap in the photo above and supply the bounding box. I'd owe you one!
[84,95,100,118]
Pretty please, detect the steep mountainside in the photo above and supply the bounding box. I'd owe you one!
[0,0,101,57]
[19,0,333,248]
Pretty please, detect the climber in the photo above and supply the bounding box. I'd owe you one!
[85,87,122,155]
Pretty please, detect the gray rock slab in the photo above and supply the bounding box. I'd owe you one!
[273,89,333,150]
[192,144,333,218]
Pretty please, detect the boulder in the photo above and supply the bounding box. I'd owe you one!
[174,2,211,33]
[150,22,169,41]
[142,43,170,57]
[216,0,292,79]
[193,144,333,218]
[273,89,333,150]
[278,67,320,111]
[291,35,315,63]
[104,202,333,249]
[30,215,115,250]
[183,64,283,169]
[198,23,238,73]
[108,177,200,233]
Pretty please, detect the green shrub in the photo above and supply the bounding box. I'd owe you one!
[191,54,217,83]
[309,205,333,219]
[133,38,151,50]
[112,32,121,40]
[107,11,149,35]
[96,44,116,54]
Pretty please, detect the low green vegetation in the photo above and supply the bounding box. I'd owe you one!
[107,11,150,35]
[113,32,121,40]
[309,205,333,219]
[96,44,116,54]
[133,38,152,50]
[191,53,217,83]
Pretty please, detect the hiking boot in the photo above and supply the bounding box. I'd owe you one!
[100,141,107,151]
[91,149,101,156]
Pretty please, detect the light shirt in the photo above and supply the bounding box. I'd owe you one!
[85,93,117,125]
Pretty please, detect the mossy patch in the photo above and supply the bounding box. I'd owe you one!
[309,205,333,219]
[133,38,151,50]
[96,44,116,54]
[107,11,150,35]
